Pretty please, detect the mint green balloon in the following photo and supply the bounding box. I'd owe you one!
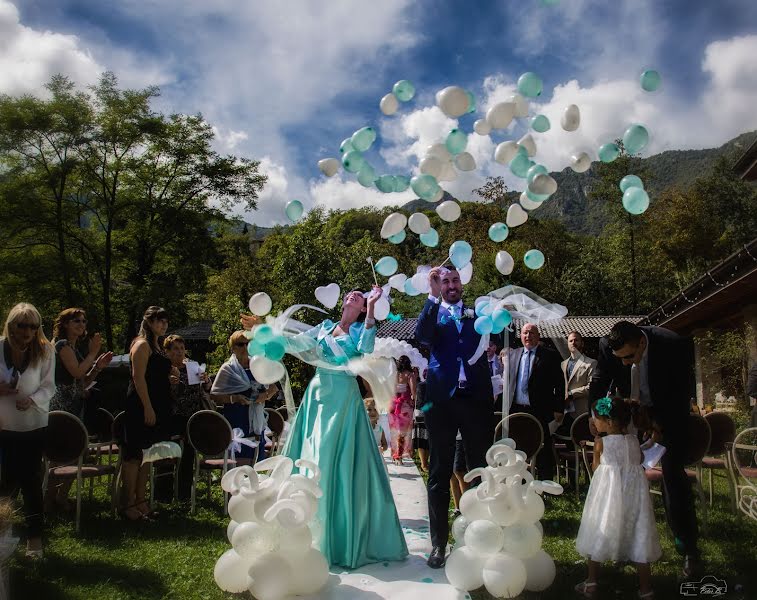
[488,222,509,242]
[531,115,550,132]
[393,80,415,102]
[351,126,377,152]
[376,174,396,193]
[640,70,661,92]
[285,199,304,222]
[622,187,650,215]
[465,91,476,114]
[388,229,406,244]
[375,256,398,277]
[357,164,377,187]
[517,72,543,98]
[623,124,649,155]
[598,143,620,163]
[524,249,545,270]
[339,138,354,154]
[619,174,644,193]
[491,308,512,332]
[445,129,468,155]
[526,188,550,202]
[474,316,493,335]
[411,174,440,200]
[449,240,473,269]
[420,227,439,248]
[394,175,410,192]
[342,150,365,173]
[526,164,548,184]
[510,148,532,178]
[403,278,421,296]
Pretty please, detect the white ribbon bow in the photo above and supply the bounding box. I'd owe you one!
[228,427,259,462]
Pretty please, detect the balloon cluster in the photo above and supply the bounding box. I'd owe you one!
[214,457,330,600]
[445,439,563,598]
[473,296,513,335]
[371,337,428,376]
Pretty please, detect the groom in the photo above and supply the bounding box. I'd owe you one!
[415,266,494,568]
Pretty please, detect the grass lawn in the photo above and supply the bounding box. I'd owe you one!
[8,462,757,599]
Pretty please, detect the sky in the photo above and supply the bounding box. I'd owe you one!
[3,0,757,226]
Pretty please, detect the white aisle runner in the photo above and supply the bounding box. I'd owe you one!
[302,455,467,600]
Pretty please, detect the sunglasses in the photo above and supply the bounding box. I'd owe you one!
[15,322,40,331]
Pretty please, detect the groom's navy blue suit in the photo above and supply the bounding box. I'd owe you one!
[416,298,494,548]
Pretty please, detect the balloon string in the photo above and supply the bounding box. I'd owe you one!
[437,256,451,269]
[367,257,379,286]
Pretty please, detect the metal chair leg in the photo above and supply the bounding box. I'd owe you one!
[76,458,83,534]
[191,456,199,514]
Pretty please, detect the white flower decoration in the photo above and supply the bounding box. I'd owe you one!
[464,309,475,319]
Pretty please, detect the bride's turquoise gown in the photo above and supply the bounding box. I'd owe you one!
[283,320,408,569]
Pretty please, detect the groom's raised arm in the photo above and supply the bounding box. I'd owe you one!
[415,297,440,347]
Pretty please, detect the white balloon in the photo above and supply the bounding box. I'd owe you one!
[437,161,458,182]
[494,141,519,164]
[445,546,486,591]
[452,514,470,542]
[519,192,543,211]
[314,283,340,309]
[508,93,529,118]
[518,134,537,157]
[486,492,521,527]
[250,355,286,385]
[411,272,431,294]
[495,251,515,275]
[214,549,250,594]
[459,261,473,285]
[277,524,312,558]
[419,155,444,179]
[380,93,399,116]
[519,492,545,523]
[523,549,556,592]
[474,118,492,135]
[464,519,505,555]
[287,548,329,596]
[228,493,258,523]
[247,553,291,600]
[317,158,340,177]
[249,292,272,316]
[570,152,591,173]
[561,104,580,131]
[454,152,476,171]
[528,173,557,195]
[408,212,431,234]
[482,553,527,599]
[500,523,543,558]
[232,521,280,558]
[459,488,490,521]
[380,212,408,239]
[506,203,528,228]
[436,200,461,222]
[437,86,470,118]
[373,296,391,321]
[227,520,240,543]
[388,273,408,291]
[486,101,515,129]
[426,143,452,161]
[430,185,446,201]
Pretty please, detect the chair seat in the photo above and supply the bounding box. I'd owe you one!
[645,467,700,483]
[738,466,757,479]
[49,464,117,479]
[701,457,726,469]
[201,458,237,469]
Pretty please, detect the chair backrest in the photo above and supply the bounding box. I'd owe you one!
[503,412,544,461]
[731,427,757,481]
[112,411,126,445]
[276,406,288,422]
[90,407,115,442]
[685,413,712,466]
[187,410,233,456]
[704,411,736,456]
[265,408,285,438]
[45,411,88,463]
[570,412,593,445]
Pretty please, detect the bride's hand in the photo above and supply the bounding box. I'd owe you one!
[366,285,382,309]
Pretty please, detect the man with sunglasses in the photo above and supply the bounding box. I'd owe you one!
[590,320,700,578]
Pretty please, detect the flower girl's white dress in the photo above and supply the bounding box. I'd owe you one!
[576,433,662,563]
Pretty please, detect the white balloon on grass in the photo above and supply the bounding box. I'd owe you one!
[436,200,461,222]
[436,86,471,118]
[482,553,527,598]
[380,212,408,239]
[247,553,291,600]
[408,212,431,234]
[454,152,476,171]
[227,520,240,543]
[214,549,250,594]
[286,548,330,596]
[464,520,505,555]
[506,203,529,228]
[522,549,556,591]
[500,523,543,558]
[445,546,486,591]
[379,93,399,116]
[317,158,340,177]
[232,521,280,558]
[561,104,581,131]
[486,101,516,129]
[249,292,272,316]
[474,118,492,135]
[495,141,520,164]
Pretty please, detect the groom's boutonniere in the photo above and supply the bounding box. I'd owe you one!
[463,308,475,319]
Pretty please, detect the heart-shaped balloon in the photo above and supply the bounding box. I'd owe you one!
[506,203,529,228]
[315,283,340,309]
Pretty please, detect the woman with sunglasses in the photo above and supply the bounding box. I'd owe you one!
[0,303,55,558]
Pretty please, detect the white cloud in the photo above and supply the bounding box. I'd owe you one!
[211,126,249,152]
[309,176,414,213]
[379,106,457,168]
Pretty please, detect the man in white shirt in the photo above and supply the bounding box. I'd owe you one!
[561,331,597,418]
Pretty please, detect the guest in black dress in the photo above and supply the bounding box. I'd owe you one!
[122,306,176,521]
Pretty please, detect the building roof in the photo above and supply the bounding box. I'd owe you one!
[377,315,644,342]
[169,320,214,341]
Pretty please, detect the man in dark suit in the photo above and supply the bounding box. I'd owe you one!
[504,323,565,480]
[415,266,494,569]
[590,320,700,577]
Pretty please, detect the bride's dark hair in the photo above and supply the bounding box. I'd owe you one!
[343,290,367,323]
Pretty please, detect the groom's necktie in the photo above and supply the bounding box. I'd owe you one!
[516,349,532,406]
[451,305,462,333]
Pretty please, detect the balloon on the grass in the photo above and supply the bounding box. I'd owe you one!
[449,240,473,269]
[445,129,467,155]
[622,187,650,214]
[436,200,461,222]
[474,118,492,135]
[393,80,415,102]
[437,86,470,118]
[640,69,661,92]
[495,141,520,164]
[445,546,485,591]
[495,250,515,275]
[523,549,557,592]
[351,126,376,152]
[482,553,528,598]
[506,203,529,228]
[561,104,581,131]
[524,249,545,270]
[518,134,537,157]
[285,200,304,222]
[531,114,550,132]
[249,292,272,316]
[487,101,516,129]
[342,150,365,173]
[380,212,407,239]
[408,212,431,235]
[420,228,439,248]
[474,316,494,335]
[488,222,509,242]
[379,93,399,116]
[619,174,644,193]
[410,174,440,200]
[598,142,620,163]
[388,229,406,244]
[623,124,649,154]
[315,283,340,309]
[375,256,398,277]
[317,158,340,177]
[454,152,476,171]
[517,72,543,98]
[571,152,591,173]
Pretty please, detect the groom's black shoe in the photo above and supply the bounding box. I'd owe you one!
[427,546,446,569]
